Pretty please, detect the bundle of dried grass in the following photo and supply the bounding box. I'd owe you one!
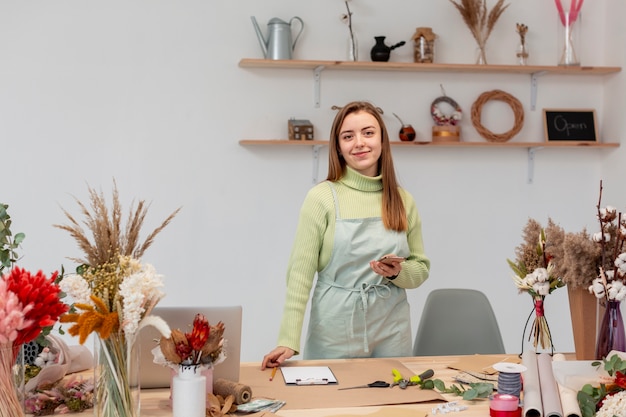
[55,180,181,267]
[448,0,509,63]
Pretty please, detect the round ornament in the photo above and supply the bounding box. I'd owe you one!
[430,96,462,126]
[471,90,524,142]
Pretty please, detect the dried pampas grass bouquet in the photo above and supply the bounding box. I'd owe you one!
[448,0,509,64]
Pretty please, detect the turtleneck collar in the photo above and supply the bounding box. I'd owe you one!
[338,166,383,192]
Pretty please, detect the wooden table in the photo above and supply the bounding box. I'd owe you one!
[134,355,500,417]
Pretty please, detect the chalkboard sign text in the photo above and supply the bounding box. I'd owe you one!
[543,109,598,142]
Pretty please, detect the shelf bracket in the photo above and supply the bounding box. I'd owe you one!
[312,144,322,184]
[313,66,325,108]
[527,146,543,184]
[530,71,547,111]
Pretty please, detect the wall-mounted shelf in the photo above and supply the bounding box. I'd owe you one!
[239,140,620,184]
[239,59,622,109]
[239,139,619,148]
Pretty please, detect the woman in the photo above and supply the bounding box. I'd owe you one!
[262,101,430,368]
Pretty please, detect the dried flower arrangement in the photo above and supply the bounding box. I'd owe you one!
[55,181,180,417]
[340,0,357,61]
[155,313,226,369]
[448,0,509,64]
[508,218,565,351]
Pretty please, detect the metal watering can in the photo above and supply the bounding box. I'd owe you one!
[251,16,304,60]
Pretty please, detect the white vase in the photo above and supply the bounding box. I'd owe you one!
[172,364,206,417]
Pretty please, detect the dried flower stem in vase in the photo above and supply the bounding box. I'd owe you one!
[448,0,509,65]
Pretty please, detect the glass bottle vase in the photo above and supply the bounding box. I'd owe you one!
[94,333,140,417]
[347,33,358,61]
[595,300,626,360]
[558,10,581,66]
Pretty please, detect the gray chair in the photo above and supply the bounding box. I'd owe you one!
[412,288,506,356]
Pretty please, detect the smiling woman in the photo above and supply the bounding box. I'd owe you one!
[261,101,431,368]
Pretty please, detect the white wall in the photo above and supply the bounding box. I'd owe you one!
[1,0,624,362]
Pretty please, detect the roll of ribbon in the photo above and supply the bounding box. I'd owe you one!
[213,378,253,404]
[493,362,527,398]
[490,394,520,411]
[490,394,522,417]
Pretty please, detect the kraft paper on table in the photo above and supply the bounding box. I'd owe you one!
[253,407,427,417]
[447,354,520,375]
[239,358,445,410]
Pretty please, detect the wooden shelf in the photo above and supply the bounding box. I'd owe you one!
[239,58,622,75]
[239,139,619,148]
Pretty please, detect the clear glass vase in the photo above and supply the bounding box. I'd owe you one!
[558,10,581,66]
[475,45,487,65]
[516,43,529,65]
[347,34,358,61]
[595,300,626,360]
[94,333,140,417]
[0,343,23,417]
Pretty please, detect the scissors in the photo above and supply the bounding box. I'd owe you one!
[337,380,390,390]
[390,368,434,389]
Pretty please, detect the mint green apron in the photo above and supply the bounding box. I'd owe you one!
[303,182,412,359]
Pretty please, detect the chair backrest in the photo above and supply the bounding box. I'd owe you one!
[412,288,505,356]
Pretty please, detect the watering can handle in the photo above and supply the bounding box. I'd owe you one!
[290,16,304,51]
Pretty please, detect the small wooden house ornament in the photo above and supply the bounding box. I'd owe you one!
[288,119,314,140]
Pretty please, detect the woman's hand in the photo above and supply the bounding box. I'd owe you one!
[370,254,403,278]
[261,346,295,370]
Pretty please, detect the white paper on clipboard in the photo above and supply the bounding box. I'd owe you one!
[280,366,338,385]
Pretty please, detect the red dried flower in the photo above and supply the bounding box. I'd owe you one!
[4,267,69,346]
[614,370,626,390]
[186,314,210,352]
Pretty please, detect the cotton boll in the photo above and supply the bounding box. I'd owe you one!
[592,232,609,243]
[589,278,606,298]
[533,282,550,296]
[533,268,549,283]
[524,273,537,286]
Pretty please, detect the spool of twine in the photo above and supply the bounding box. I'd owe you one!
[497,372,522,398]
[213,378,252,404]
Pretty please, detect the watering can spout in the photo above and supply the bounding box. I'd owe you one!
[250,16,268,58]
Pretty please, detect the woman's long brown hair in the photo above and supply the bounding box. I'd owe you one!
[327,101,407,231]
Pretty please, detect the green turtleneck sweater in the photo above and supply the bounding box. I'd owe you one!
[277,167,430,354]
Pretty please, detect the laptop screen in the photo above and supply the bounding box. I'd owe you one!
[138,305,242,389]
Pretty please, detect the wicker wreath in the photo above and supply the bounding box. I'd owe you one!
[470,90,524,142]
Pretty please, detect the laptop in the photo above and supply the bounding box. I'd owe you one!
[138,305,242,389]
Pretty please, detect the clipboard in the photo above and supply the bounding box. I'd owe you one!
[280,366,338,385]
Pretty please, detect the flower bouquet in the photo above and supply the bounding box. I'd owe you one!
[584,182,626,359]
[1,267,69,417]
[56,182,180,417]
[577,353,626,417]
[448,0,509,64]
[153,314,227,417]
[555,0,584,66]
[507,218,565,353]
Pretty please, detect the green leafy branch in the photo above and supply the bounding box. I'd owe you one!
[418,379,495,401]
[0,203,25,272]
[577,354,626,417]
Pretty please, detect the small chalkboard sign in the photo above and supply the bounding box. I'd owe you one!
[543,109,598,142]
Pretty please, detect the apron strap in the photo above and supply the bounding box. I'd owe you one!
[317,279,392,353]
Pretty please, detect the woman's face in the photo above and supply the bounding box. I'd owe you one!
[337,110,382,177]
